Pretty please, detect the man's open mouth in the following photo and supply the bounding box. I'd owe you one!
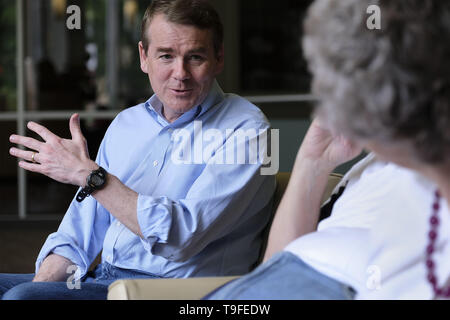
[171,89,193,96]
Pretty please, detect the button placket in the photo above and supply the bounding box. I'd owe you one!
[153,129,173,176]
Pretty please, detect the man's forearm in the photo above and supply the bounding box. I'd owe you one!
[92,173,143,238]
[33,253,75,282]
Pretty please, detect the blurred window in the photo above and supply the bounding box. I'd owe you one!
[0,0,315,219]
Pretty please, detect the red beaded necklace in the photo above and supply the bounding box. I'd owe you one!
[425,190,450,298]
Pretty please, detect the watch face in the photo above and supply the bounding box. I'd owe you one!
[90,174,104,187]
[88,169,106,189]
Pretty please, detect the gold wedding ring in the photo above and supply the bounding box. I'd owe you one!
[31,152,37,164]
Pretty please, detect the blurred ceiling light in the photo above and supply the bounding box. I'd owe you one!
[124,0,138,26]
[51,0,67,18]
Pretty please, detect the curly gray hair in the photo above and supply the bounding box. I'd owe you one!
[303,0,450,164]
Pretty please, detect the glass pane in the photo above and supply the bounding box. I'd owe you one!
[26,118,111,215]
[257,101,313,119]
[27,172,78,216]
[240,0,314,95]
[0,0,17,112]
[23,0,106,111]
[257,101,313,173]
[0,121,19,216]
[118,0,152,108]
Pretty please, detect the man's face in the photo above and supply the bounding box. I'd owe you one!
[139,14,224,123]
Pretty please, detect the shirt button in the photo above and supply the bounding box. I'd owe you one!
[107,255,112,262]
[153,160,158,167]
[116,221,121,227]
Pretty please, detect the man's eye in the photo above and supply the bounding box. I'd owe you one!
[190,55,204,62]
[160,54,172,60]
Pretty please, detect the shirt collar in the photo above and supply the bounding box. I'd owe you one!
[197,79,225,117]
[145,80,224,128]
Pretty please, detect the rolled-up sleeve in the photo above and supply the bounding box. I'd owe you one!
[35,132,113,279]
[136,195,174,249]
[36,233,91,279]
[136,123,276,263]
[35,195,111,279]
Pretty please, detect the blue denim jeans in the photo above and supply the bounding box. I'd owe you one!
[204,251,356,300]
[0,263,160,300]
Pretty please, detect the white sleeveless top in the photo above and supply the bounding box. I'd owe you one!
[285,154,450,299]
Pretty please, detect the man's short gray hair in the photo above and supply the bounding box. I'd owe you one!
[141,0,223,57]
[303,0,450,164]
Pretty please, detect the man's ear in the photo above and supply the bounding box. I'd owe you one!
[138,41,149,74]
[215,44,225,76]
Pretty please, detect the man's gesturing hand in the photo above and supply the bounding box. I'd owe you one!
[9,114,98,187]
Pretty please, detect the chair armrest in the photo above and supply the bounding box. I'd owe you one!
[107,276,239,300]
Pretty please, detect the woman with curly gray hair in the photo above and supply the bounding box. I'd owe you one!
[205,0,450,299]
[305,0,450,167]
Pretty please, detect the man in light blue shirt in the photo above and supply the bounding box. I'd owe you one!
[3,0,276,300]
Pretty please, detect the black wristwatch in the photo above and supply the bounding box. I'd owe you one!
[76,166,107,202]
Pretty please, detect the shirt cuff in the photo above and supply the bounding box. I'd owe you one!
[35,232,91,280]
[136,194,174,252]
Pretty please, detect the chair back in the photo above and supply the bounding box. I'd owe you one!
[255,172,342,266]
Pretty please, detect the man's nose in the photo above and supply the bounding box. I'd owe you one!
[173,59,190,81]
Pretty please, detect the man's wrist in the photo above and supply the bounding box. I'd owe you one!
[77,161,100,187]
[33,253,75,282]
[76,165,108,202]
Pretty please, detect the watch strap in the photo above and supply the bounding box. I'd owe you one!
[76,186,94,202]
[76,166,107,202]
